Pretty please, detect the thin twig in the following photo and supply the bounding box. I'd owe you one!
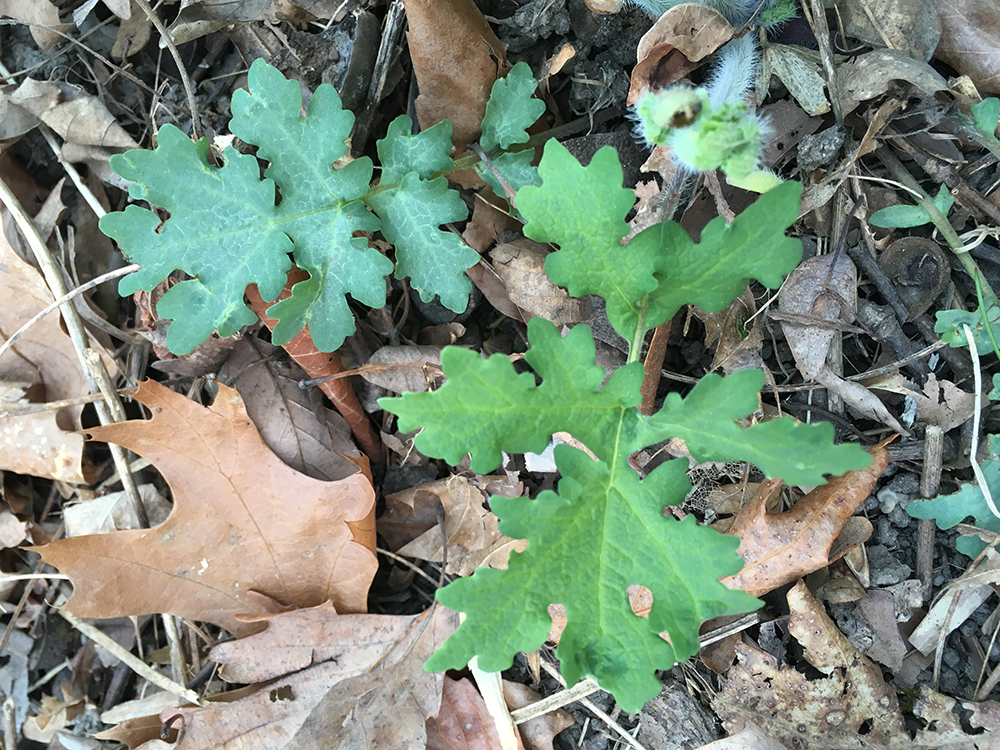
[132,0,203,140]
[0,264,139,363]
[58,608,201,705]
[540,661,648,750]
[0,179,146,526]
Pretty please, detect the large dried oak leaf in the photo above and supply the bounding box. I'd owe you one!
[33,380,376,636]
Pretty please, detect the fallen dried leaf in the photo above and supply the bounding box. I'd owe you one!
[713,581,906,749]
[209,602,423,683]
[218,336,362,481]
[361,345,444,394]
[838,0,940,62]
[34,381,376,636]
[628,4,733,105]
[383,476,522,576]
[722,443,888,597]
[491,240,591,326]
[403,0,507,150]
[778,253,857,381]
[427,676,506,750]
[936,0,1000,94]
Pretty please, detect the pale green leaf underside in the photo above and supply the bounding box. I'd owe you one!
[481,61,545,151]
[100,126,292,354]
[365,173,477,312]
[101,58,487,354]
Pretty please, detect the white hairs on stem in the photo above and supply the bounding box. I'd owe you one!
[625,0,768,26]
[705,34,759,107]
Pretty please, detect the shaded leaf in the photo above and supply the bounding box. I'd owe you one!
[906,435,1000,558]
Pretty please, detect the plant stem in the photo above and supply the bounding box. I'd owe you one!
[948,110,1000,162]
[628,297,649,364]
[876,147,1000,308]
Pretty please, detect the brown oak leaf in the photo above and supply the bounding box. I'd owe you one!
[721,442,889,597]
[34,380,376,636]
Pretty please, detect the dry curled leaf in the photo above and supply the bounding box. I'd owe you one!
[721,442,889,597]
[34,381,377,636]
[713,581,906,749]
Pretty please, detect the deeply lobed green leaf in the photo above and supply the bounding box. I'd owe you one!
[382,318,872,707]
[517,142,805,344]
[101,59,487,354]
[481,61,546,151]
[426,446,759,712]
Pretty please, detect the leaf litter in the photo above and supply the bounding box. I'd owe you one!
[2,0,1000,748]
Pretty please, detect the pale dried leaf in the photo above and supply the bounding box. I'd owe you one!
[778,253,856,380]
[209,602,423,683]
[491,240,591,326]
[219,337,361,481]
[816,366,908,435]
[713,581,906,749]
[721,443,888,597]
[629,4,733,104]
[0,0,66,52]
[362,345,443,394]
[384,476,519,576]
[836,48,948,115]
[838,0,940,62]
[285,606,457,749]
[936,0,1000,94]
[9,78,138,149]
[63,484,169,537]
[763,44,830,116]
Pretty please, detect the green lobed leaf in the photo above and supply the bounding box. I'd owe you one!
[476,150,541,212]
[907,435,1000,558]
[377,115,455,182]
[481,61,545,151]
[384,320,644,473]
[972,98,1000,138]
[365,172,476,312]
[100,125,293,354]
[100,59,479,354]
[518,141,657,344]
[642,180,804,329]
[426,445,759,712]
[364,114,478,313]
[382,318,870,706]
[935,304,1000,350]
[643,369,871,485]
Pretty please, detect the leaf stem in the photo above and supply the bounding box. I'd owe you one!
[628,297,650,364]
